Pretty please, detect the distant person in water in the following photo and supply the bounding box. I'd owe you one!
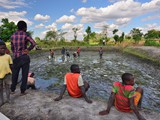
[77,47,80,57]
[99,47,103,59]
[54,64,92,103]
[66,49,70,61]
[48,49,54,61]
[99,73,146,120]
[73,52,77,60]
[61,47,66,62]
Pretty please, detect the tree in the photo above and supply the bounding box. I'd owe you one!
[119,32,125,43]
[144,29,160,39]
[85,26,91,43]
[112,29,119,43]
[130,28,143,43]
[45,30,57,40]
[72,27,79,41]
[57,29,67,41]
[27,31,34,37]
[113,29,118,34]
[0,18,17,42]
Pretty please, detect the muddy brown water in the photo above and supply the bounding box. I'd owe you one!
[30,50,160,112]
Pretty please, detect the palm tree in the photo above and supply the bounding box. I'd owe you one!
[130,28,143,43]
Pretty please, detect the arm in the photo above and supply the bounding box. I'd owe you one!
[80,86,92,103]
[26,36,36,51]
[99,92,115,115]
[130,98,146,120]
[54,85,66,101]
[10,64,13,72]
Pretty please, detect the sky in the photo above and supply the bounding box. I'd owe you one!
[0,0,160,40]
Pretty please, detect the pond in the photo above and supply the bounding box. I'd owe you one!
[29,50,160,112]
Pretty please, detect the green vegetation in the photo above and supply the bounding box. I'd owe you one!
[0,18,160,48]
[123,47,160,65]
[144,39,160,46]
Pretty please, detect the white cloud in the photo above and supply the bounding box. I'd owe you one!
[35,23,44,29]
[0,0,27,9]
[139,23,160,34]
[142,15,160,21]
[56,15,76,23]
[76,0,160,24]
[61,23,84,40]
[61,23,73,30]
[45,23,57,31]
[70,9,74,13]
[34,14,50,21]
[0,11,33,26]
[115,18,131,26]
[94,22,109,29]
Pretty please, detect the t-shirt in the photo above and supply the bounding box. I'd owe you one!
[64,73,84,98]
[0,54,13,79]
[112,82,136,112]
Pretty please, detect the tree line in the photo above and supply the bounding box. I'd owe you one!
[0,18,160,46]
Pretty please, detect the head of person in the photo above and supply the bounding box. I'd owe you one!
[0,41,6,56]
[28,72,35,77]
[17,20,27,31]
[70,64,80,73]
[121,73,134,86]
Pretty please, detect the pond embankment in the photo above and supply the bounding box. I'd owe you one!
[0,46,160,120]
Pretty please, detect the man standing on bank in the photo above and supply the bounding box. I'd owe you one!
[10,20,36,95]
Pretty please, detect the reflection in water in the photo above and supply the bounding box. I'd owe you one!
[30,51,160,112]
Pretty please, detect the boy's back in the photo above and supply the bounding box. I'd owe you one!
[113,82,136,112]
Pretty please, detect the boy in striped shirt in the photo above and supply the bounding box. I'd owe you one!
[99,73,146,120]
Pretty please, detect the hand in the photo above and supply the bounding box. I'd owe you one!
[23,49,29,54]
[85,98,92,104]
[54,96,62,101]
[99,110,109,115]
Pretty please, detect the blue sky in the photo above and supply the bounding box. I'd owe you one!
[0,0,160,40]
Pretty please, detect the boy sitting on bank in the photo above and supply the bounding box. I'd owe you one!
[0,41,13,106]
[54,64,92,103]
[99,73,146,120]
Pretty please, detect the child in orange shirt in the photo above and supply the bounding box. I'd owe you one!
[54,64,92,103]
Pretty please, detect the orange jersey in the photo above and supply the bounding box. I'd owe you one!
[65,73,83,98]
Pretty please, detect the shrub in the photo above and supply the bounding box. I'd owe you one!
[144,39,160,46]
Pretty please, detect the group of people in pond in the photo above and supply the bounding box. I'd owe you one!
[48,46,81,62]
[0,20,146,120]
[49,46,104,61]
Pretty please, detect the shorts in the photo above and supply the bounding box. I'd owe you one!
[0,74,12,85]
[134,92,141,105]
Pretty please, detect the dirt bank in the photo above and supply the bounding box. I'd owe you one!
[0,89,160,120]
